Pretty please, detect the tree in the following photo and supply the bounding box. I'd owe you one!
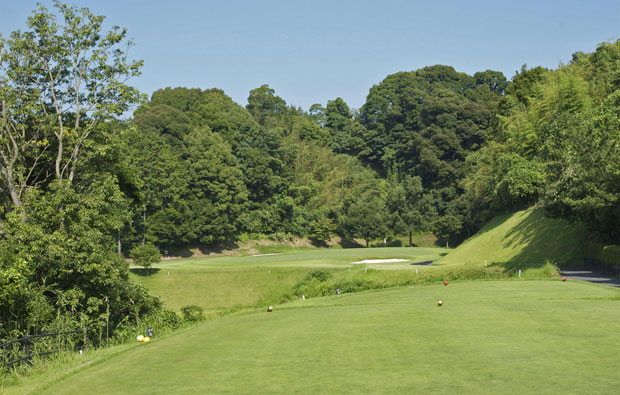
[0,1,143,214]
[401,175,426,246]
[0,178,158,340]
[130,244,161,274]
[0,2,156,343]
[344,195,387,248]
[246,84,287,124]
[357,65,503,240]
[308,216,335,246]
[184,129,248,244]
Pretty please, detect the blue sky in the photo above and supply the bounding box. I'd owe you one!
[2,0,619,110]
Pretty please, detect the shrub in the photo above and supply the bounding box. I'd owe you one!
[129,244,161,273]
[181,305,205,323]
[293,270,334,297]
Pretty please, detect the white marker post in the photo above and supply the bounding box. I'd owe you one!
[519,269,521,278]
[302,295,305,300]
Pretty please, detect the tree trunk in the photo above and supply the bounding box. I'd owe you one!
[409,230,413,247]
[142,207,146,245]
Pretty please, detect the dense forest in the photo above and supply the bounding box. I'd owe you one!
[1,3,619,342]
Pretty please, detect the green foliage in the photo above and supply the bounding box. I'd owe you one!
[0,1,143,212]
[583,244,620,268]
[343,194,388,247]
[354,65,504,239]
[308,217,335,245]
[494,154,544,208]
[184,130,249,243]
[128,95,251,247]
[0,180,160,342]
[181,305,205,322]
[246,84,288,124]
[483,41,620,242]
[129,244,161,272]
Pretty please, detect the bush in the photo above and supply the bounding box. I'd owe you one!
[181,305,204,323]
[129,244,161,273]
[293,270,334,297]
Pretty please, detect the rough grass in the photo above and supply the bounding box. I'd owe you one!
[11,280,619,394]
[436,207,589,267]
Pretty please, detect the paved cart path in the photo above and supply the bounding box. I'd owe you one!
[559,267,620,288]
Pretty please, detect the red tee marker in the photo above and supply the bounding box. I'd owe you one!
[444,281,448,286]
[562,277,567,282]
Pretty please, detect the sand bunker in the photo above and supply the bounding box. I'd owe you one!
[351,258,410,264]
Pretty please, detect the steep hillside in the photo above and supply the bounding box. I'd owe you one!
[436,208,589,266]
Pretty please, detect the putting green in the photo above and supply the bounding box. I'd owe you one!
[38,280,620,394]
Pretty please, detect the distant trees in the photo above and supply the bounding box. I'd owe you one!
[128,92,250,247]
[463,41,620,243]
[354,65,505,240]
[126,86,385,247]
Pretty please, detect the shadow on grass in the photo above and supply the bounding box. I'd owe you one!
[488,260,545,271]
[129,267,161,277]
[462,210,518,242]
[337,238,365,248]
[369,239,403,247]
[166,242,242,258]
[500,208,588,267]
[411,261,433,266]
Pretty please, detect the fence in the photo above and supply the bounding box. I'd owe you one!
[1,328,90,368]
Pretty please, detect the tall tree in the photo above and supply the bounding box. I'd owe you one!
[0,1,142,213]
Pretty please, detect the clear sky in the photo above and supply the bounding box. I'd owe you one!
[2,0,619,111]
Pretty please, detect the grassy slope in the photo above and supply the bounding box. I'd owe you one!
[436,207,589,266]
[130,247,449,313]
[23,281,620,395]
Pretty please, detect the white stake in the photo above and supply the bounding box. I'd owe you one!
[518,269,521,278]
[302,295,305,300]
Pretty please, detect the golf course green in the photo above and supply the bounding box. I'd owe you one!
[129,247,451,314]
[29,280,620,394]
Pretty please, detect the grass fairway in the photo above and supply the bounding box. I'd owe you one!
[130,247,449,313]
[34,280,620,394]
[436,208,589,267]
